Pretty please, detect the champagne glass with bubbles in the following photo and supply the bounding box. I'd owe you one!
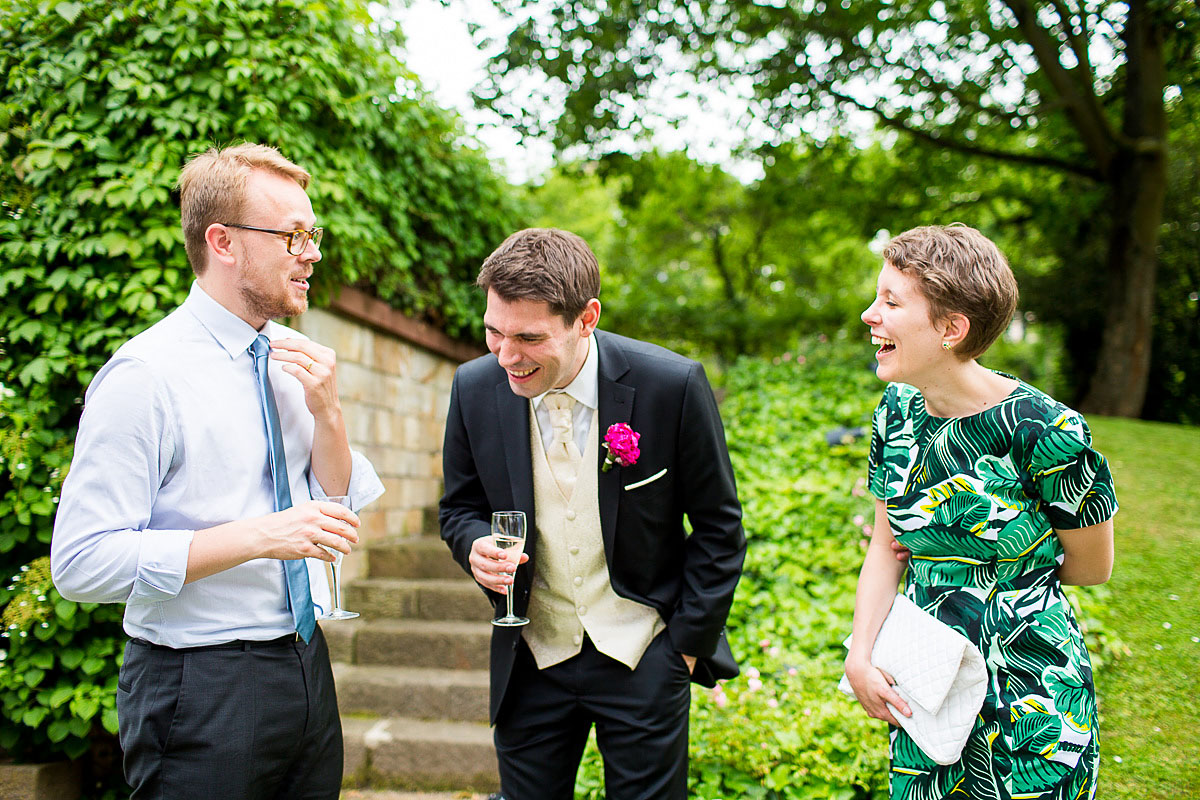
[491,511,529,627]
[316,496,359,621]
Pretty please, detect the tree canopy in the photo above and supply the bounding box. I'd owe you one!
[526,146,882,363]
[478,0,1200,418]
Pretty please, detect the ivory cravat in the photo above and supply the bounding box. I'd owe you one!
[542,393,582,499]
[249,335,315,643]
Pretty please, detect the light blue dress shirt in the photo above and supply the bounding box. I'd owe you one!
[51,283,385,647]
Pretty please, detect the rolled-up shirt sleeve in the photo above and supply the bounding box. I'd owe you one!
[307,448,385,512]
[51,358,193,604]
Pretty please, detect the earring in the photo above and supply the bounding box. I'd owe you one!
[942,341,952,351]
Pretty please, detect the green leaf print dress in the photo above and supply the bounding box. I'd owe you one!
[867,379,1117,800]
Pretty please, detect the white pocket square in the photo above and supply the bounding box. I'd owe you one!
[624,468,668,491]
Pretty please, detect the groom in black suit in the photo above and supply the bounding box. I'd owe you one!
[439,228,745,800]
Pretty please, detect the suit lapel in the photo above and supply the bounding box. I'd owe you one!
[596,333,633,556]
[495,381,537,560]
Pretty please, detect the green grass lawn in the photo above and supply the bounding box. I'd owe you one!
[1088,417,1200,798]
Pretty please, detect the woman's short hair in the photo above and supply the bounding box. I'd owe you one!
[883,224,1019,359]
[476,228,601,324]
[177,143,311,276]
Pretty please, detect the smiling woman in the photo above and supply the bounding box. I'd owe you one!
[846,224,1118,800]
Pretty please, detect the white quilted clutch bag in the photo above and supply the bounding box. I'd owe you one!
[838,594,987,765]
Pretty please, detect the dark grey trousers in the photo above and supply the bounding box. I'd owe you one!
[493,629,691,800]
[116,625,342,800]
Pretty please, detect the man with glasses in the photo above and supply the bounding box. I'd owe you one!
[52,142,383,799]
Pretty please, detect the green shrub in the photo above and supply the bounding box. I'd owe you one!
[0,558,123,765]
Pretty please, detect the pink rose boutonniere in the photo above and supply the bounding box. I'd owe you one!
[602,423,641,472]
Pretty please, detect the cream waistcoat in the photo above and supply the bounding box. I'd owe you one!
[524,405,664,670]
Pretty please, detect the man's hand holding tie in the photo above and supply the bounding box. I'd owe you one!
[267,337,353,498]
[269,338,341,419]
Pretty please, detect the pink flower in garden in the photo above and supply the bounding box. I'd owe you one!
[797,355,807,365]
[769,646,780,658]
[746,667,760,679]
[759,638,771,649]
[767,698,779,708]
[602,423,640,472]
[862,524,872,535]
[715,692,728,708]
[787,668,797,677]
[853,514,865,527]
[748,677,763,692]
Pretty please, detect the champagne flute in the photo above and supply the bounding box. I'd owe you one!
[316,496,359,621]
[491,511,529,627]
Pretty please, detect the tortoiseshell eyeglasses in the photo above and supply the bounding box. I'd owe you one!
[223,223,324,255]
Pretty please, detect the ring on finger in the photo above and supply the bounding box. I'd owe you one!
[304,358,315,372]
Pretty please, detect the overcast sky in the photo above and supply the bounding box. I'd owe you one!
[385,0,556,182]
[384,0,769,183]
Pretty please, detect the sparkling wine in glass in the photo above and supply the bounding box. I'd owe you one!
[491,511,529,627]
[316,496,359,621]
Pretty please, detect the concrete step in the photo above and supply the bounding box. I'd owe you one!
[343,716,499,793]
[334,663,489,722]
[322,618,364,664]
[369,538,465,581]
[345,578,492,622]
[355,619,492,670]
[0,761,83,800]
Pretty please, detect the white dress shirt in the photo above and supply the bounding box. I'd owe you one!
[532,333,598,455]
[51,283,384,647]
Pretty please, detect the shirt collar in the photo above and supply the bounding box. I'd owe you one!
[534,332,598,411]
[183,282,265,359]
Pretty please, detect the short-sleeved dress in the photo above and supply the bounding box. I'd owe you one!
[867,378,1117,800]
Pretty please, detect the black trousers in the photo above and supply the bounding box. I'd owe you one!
[494,629,691,800]
[116,625,342,800]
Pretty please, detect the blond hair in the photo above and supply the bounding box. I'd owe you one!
[477,228,601,324]
[176,143,311,275]
[883,224,1019,359]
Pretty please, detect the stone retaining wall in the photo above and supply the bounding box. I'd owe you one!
[294,288,482,583]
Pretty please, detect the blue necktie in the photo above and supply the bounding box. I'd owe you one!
[250,335,316,643]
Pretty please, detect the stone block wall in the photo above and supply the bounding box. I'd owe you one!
[294,287,483,583]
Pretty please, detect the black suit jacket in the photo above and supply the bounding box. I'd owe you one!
[439,330,746,722]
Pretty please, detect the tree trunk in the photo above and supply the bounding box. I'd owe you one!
[709,226,747,359]
[1080,1,1168,418]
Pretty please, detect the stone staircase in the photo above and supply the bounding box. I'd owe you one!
[326,535,499,793]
